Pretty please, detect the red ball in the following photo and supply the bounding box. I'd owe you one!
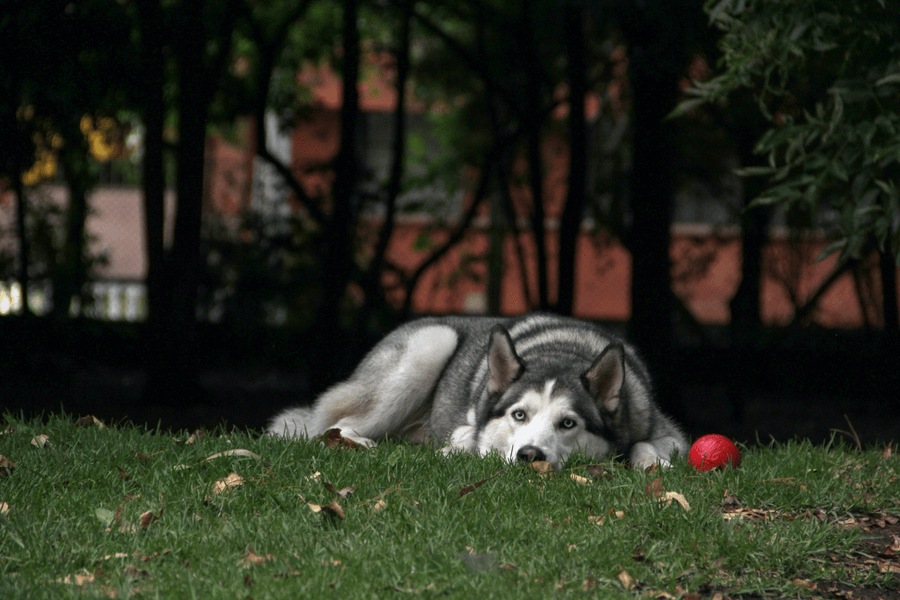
[689,434,741,471]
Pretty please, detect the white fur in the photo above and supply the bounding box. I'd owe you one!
[267,325,459,445]
[476,380,612,470]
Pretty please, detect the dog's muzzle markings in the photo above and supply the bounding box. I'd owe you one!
[268,313,687,470]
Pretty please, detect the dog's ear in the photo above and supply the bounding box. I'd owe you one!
[582,343,625,414]
[487,325,525,396]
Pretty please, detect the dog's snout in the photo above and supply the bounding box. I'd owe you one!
[516,446,547,463]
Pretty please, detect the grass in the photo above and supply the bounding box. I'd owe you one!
[1,413,898,599]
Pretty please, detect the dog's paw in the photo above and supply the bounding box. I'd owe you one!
[630,442,672,470]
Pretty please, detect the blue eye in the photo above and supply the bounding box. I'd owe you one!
[560,418,576,430]
[511,409,527,422]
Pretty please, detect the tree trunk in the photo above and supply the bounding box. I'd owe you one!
[52,131,91,320]
[557,1,588,316]
[308,0,361,387]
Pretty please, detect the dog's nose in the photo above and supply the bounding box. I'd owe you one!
[516,446,547,463]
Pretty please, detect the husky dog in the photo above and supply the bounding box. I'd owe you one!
[268,314,687,470]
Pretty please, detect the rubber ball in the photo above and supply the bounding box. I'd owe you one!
[688,434,741,471]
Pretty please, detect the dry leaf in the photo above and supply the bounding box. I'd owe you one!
[582,576,597,591]
[202,449,263,462]
[323,482,356,498]
[317,428,366,450]
[371,499,387,513]
[241,549,275,566]
[55,570,95,586]
[0,502,9,516]
[185,430,205,444]
[305,471,322,482]
[31,434,50,448]
[617,569,635,590]
[659,491,691,511]
[139,508,162,529]
[0,455,14,477]
[569,473,590,485]
[75,415,105,429]
[210,472,245,495]
[645,476,664,499]
[307,499,345,519]
[117,466,131,481]
[527,461,554,477]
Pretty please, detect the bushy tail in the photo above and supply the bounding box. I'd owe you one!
[267,406,316,439]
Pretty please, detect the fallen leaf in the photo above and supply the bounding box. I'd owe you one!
[791,578,817,591]
[317,428,366,450]
[31,434,50,448]
[305,471,322,482]
[185,430,205,444]
[139,508,162,529]
[307,499,345,519]
[55,570,95,586]
[659,491,691,511]
[617,569,635,590]
[645,476,663,499]
[75,415,105,428]
[202,449,264,462]
[323,482,356,497]
[371,499,387,512]
[116,466,131,481]
[209,472,245,496]
[0,455,14,477]
[240,548,275,566]
[582,576,596,591]
[527,461,554,477]
[569,473,590,485]
[883,444,893,459]
[0,502,9,516]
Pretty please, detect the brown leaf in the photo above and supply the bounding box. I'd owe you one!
[210,472,245,496]
[659,491,691,511]
[371,499,387,513]
[317,428,366,450]
[0,502,9,516]
[527,461,554,477]
[185,430,205,444]
[117,466,131,481]
[582,576,597,591]
[240,548,275,566]
[0,455,14,477]
[569,473,590,485]
[202,449,264,463]
[308,499,345,519]
[585,464,611,479]
[31,434,50,448]
[55,570,96,586]
[883,444,893,459]
[139,507,162,529]
[645,476,664,499]
[75,415,105,429]
[323,482,356,498]
[617,569,635,590]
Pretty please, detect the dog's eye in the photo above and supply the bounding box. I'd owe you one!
[560,418,577,430]
[510,409,527,422]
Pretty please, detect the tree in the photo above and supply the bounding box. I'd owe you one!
[678,0,900,334]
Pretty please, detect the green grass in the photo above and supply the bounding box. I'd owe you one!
[1,413,898,599]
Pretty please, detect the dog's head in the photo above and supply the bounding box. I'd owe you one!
[475,325,623,470]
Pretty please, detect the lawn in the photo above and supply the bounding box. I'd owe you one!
[1,413,898,599]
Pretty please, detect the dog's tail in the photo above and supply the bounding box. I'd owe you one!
[267,406,315,439]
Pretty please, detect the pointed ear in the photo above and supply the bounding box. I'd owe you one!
[582,343,625,414]
[487,325,525,396]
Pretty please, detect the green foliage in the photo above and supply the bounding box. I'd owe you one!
[1,414,898,598]
[677,0,900,263]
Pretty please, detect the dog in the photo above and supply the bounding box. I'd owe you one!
[268,313,687,470]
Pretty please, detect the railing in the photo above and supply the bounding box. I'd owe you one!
[0,280,147,322]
